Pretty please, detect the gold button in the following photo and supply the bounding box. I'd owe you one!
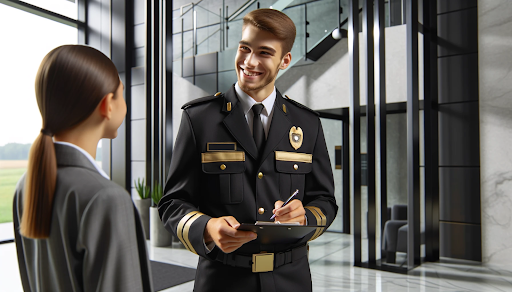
[258,208,265,215]
[258,172,263,179]
[220,164,226,170]
[294,164,299,170]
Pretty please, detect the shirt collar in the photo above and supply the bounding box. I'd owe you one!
[235,82,276,117]
[54,141,110,179]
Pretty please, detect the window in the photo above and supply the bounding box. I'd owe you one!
[0,2,77,241]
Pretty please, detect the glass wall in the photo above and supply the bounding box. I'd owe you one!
[0,3,77,241]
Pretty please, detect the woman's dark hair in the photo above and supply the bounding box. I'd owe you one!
[20,45,120,239]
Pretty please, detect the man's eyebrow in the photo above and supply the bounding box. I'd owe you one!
[239,41,276,54]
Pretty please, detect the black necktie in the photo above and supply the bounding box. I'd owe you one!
[251,103,265,155]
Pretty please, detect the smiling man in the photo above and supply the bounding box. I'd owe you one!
[159,9,337,292]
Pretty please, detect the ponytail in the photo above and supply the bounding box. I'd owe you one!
[18,45,119,239]
[20,131,57,239]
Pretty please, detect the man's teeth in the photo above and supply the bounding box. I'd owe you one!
[243,69,261,76]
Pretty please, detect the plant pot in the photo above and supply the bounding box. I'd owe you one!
[150,207,172,247]
[134,198,151,239]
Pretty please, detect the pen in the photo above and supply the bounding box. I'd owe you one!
[270,189,299,220]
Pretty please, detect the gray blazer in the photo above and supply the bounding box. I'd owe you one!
[13,143,153,292]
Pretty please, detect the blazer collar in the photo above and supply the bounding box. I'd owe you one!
[54,143,108,179]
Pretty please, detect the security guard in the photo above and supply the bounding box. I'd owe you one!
[159,8,337,292]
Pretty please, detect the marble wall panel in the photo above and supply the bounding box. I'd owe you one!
[478,0,512,266]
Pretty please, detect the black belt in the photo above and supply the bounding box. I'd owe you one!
[215,244,308,273]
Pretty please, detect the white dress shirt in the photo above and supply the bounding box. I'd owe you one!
[234,82,276,138]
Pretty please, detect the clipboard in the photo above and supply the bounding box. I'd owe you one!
[238,223,321,245]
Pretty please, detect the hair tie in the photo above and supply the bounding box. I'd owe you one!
[41,129,53,137]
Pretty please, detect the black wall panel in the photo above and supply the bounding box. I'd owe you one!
[439,167,481,224]
[437,0,476,14]
[437,8,478,57]
[440,222,481,261]
[438,53,479,104]
[438,102,480,167]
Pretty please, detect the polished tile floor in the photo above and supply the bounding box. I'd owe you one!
[2,232,512,291]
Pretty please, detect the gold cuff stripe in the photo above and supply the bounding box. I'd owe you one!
[183,213,204,255]
[275,151,313,163]
[305,206,322,241]
[312,206,327,238]
[177,211,200,252]
[202,151,245,163]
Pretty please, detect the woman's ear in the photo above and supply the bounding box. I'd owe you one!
[98,93,114,120]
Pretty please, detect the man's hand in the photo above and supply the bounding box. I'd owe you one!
[203,216,257,253]
[273,199,306,225]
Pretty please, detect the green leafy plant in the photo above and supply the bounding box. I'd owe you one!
[151,182,164,205]
[135,178,150,199]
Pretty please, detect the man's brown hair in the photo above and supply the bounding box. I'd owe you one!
[243,9,296,57]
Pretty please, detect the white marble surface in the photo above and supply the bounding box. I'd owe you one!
[478,0,512,266]
[3,233,512,292]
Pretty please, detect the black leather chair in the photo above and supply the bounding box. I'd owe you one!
[382,204,407,263]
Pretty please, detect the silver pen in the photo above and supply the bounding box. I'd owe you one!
[270,189,299,220]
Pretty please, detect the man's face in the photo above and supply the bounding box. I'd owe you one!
[234,24,291,96]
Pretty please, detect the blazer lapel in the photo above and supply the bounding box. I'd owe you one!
[222,86,259,160]
[260,91,292,163]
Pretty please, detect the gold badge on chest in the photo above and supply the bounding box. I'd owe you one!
[289,126,303,150]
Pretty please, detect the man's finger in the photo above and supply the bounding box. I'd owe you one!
[223,216,241,229]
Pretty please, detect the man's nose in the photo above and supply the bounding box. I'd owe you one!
[244,53,257,67]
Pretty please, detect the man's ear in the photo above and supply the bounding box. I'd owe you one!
[98,93,114,120]
[279,52,292,70]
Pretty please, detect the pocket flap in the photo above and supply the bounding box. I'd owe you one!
[202,151,245,174]
[275,151,313,174]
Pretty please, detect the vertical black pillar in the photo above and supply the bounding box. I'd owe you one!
[437,0,481,262]
[146,0,161,199]
[342,108,351,234]
[349,0,362,266]
[406,0,421,268]
[363,0,376,264]
[423,0,439,262]
[164,0,173,179]
[375,0,387,253]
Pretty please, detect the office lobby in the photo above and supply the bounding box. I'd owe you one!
[1,0,512,291]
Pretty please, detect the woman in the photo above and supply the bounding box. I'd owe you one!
[12,45,152,292]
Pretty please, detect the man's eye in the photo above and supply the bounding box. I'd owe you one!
[240,46,250,51]
[261,51,270,55]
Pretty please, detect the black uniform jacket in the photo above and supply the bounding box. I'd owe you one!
[159,85,337,292]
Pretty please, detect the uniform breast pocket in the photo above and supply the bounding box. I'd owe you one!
[275,151,313,200]
[202,151,245,204]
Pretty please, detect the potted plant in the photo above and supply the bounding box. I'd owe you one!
[150,182,172,247]
[134,178,150,239]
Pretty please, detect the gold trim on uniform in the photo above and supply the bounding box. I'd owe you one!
[183,213,204,255]
[227,102,232,111]
[305,206,326,241]
[214,92,222,96]
[177,211,204,254]
[282,104,287,113]
[275,151,313,163]
[305,207,322,241]
[202,151,245,163]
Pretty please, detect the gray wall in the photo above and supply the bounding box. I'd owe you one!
[131,0,146,201]
[479,0,512,267]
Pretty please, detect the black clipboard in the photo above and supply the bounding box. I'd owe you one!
[238,223,321,245]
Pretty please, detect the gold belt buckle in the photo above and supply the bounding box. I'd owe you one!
[252,252,274,273]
